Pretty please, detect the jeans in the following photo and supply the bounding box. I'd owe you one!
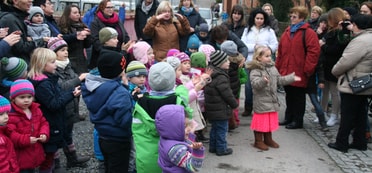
[99,138,131,173]
[209,120,228,153]
[336,93,368,148]
[308,93,326,123]
[244,69,253,106]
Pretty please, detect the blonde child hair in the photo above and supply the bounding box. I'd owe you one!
[251,46,272,63]
[27,48,57,79]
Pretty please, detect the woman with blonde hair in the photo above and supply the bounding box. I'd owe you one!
[143,1,191,62]
[262,3,279,35]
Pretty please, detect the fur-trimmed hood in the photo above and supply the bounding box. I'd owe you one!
[246,60,275,70]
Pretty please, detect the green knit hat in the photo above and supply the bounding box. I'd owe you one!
[190,52,207,68]
[125,61,147,78]
[1,57,28,80]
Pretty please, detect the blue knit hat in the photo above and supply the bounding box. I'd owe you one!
[187,34,200,49]
[0,95,11,114]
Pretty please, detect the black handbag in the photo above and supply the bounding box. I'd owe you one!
[345,73,372,94]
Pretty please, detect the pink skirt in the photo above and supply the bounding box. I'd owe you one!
[250,111,279,132]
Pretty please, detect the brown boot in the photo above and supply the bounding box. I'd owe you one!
[253,131,268,150]
[242,105,252,117]
[264,132,279,148]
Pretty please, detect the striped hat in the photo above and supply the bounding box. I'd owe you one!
[125,61,147,78]
[210,50,228,67]
[10,79,35,99]
[0,95,11,114]
[175,52,190,63]
[1,57,28,80]
[47,37,68,52]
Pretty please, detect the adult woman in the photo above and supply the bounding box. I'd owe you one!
[58,4,92,74]
[328,14,372,152]
[89,0,130,70]
[318,8,352,127]
[308,6,323,31]
[143,1,190,62]
[240,8,278,117]
[222,4,247,38]
[276,6,320,129]
[262,3,279,36]
[360,1,372,15]
[177,0,206,51]
[135,0,159,46]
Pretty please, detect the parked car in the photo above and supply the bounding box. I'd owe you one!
[198,7,214,30]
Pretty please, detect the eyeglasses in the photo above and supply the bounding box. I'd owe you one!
[289,15,298,19]
[105,6,114,9]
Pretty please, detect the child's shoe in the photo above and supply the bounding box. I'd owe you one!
[216,148,233,156]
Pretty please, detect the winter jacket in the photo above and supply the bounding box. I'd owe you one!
[268,15,279,36]
[26,22,51,41]
[55,63,81,124]
[319,29,351,82]
[178,8,206,51]
[82,74,133,142]
[132,86,190,173]
[208,31,248,58]
[222,21,246,38]
[276,23,320,88]
[331,28,372,95]
[156,105,205,173]
[29,73,75,152]
[8,102,49,169]
[0,40,11,58]
[134,0,159,45]
[241,26,278,61]
[247,61,295,113]
[143,16,191,62]
[0,126,19,173]
[204,66,238,120]
[89,16,130,69]
[44,15,77,44]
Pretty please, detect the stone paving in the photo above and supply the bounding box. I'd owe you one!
[302,97,372,173]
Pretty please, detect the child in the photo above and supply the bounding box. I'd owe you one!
[165,56,183,86]
[155,104,205,173]
[221,40,248,129]
[196,23,209,44]
[47,37,90,168]
[204,50,238,156]
[126,60,148,102]
[198,44,215,64]
[132,62,191,173]
[246,46,300,150]
[0,57,28,99]
[185,34,200,56]
[82,48,133,172]
[132,41,155,69]
[0,95,19,173]
[26,6,50,43]
[27,48,81,172]
[7,79,50,172]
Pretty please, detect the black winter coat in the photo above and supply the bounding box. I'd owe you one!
[204,66,238,121]
[134,0,159,46]
[208,31,248,58]
[228,62,241,99]
[222,22,245,38]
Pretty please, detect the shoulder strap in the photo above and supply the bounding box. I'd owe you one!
[302,29,307,56]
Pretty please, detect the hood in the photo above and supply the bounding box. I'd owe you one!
[246,60,275,70]
[84,74,110,92]
[155,105,185,141]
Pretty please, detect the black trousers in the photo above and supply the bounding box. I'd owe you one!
[335,93,368,148]
[99,138,131,173]
[283,85,306,125]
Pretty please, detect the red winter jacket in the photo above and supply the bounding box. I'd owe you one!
[276,23,320,88]
[8,102,50,169]
[0,126,19,173]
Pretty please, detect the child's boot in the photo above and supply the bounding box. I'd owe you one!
[263,132,279,148]
[253,131,269,150]
[63,144,90,168]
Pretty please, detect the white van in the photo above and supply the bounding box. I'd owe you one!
[54,0,136,15]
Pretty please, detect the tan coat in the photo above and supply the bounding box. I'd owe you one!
[143,16,191,62]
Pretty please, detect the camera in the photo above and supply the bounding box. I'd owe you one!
[341,21,351,28]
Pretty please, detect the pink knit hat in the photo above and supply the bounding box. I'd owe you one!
[10,79,35,99]
[175,52,190,63]
[198,44,215,62]
[133,41,151,64]
[47,37,68,52]
[166,49,180,57]
[0,95,11,114]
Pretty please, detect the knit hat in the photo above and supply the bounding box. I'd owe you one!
[220,40,239,57]
[198,44,215,62]
[199,23,209,33]
[318,13,328,23]
[190,52,206,68]
[28,6,44,21]
[175,52,190,63]
[187,34,200,50]
[210,50,228,67]
[133,41,151,64]
[99,27,118,44]
[0,95,10,114]
[10,79,35,99]
[166,56,181,70]
[47,37,68,52]
[343,7,358,17]
[126,61,147,78]
[148,62,175,91]
[98,51,126,79]
[166,49,180,57]
[1,57,28,80]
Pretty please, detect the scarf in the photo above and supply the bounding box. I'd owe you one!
[290,21,305,38]
[141,1,153,15]
[97,11,119,24]
[181,6,193,16]
[56,59,70,70]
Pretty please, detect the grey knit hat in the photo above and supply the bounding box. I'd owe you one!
[220,40,239,57]
[99,27,118,44]
[149,62,175,91]
[28,6,44,21]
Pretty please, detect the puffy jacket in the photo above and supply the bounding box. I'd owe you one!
[0,126,19,173]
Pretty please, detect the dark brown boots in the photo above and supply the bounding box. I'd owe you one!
[253,131,279,150]
[242,105,252,117]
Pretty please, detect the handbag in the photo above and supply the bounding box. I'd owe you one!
[345,73,372,94]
